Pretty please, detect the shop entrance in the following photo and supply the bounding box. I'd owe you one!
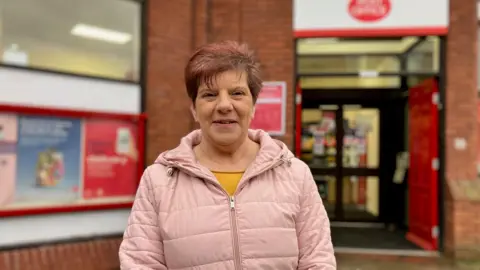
[301,97,405,224]
[295,36,443,250]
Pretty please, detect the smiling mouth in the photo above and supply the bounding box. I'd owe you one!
[213,120,237,124]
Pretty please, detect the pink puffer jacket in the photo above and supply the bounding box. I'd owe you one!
[119,129,336,269]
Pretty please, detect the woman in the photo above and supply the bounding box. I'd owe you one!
[119,41,336,269]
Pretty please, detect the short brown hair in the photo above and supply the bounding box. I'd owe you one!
[184,41,262,104]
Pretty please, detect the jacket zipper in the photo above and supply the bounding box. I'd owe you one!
[169,158,288,270]
[226,159,286,270]
[230,196,241,270]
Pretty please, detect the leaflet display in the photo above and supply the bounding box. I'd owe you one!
[0,113,142,213]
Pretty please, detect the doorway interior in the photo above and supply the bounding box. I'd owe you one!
[294,36,444,251]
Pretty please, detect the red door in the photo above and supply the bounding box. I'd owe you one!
[406,77,439,250]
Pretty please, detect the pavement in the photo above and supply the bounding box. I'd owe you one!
[337,257,480,270]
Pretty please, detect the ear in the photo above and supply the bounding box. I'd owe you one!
[190,104,198,122]
[251,106,256,119]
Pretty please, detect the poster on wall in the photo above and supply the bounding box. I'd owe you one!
[250,81,287,136]
[13,116,82,206]
[0,114,18,207]
[0,107,144,215]
[82,119,138,200]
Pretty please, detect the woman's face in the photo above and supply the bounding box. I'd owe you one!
[192,70,255,147]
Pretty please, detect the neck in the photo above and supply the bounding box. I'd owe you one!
[199,134,253,163]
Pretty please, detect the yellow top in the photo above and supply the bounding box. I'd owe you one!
[212,171,244,196]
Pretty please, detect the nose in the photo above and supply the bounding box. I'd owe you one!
[216,91,233,113]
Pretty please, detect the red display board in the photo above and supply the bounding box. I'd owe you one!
[0,104,146,217]
[83,120,139,199]
[250,81,286,136]
[406,77,439,250]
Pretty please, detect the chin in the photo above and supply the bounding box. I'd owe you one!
[210,132,243,146]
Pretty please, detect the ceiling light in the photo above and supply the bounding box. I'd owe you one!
[71,23,132,44]
[302,38,339,44]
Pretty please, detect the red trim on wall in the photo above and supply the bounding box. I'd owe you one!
[136,117,146,185]
[294,26,448,38]
[0,104,146,121]
[0,104,146,217]
[295,84,302,158]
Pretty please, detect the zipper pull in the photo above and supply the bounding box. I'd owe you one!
[230,196,235,209]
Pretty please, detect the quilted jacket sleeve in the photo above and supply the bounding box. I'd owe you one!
[119,168,167,270]
[296,166,336,270]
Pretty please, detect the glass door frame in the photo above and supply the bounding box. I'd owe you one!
[294,36,441,154]
[302,101,384,222]
[294,36,442,223]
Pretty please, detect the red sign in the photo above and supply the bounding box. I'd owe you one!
[82,119,138,199]
[250,82,286,135]
[348,0,391,22]
[477,100,480,171]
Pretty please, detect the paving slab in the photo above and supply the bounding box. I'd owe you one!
[338,258,480,270]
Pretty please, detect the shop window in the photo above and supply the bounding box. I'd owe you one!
[406,37,439,74]
[0,0,141,82]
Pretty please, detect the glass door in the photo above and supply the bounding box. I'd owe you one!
[296,36,441,222]
[301,105,338,218]
[301,104,380,221]
[341,105,380,221]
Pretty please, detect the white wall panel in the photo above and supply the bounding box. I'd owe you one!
[0,67,141,247]
[0,67,141,114]
[0,210,130,246]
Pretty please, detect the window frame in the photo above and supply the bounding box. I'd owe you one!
[0,0,146,85]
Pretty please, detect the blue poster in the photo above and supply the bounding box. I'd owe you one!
[15,116,82,204]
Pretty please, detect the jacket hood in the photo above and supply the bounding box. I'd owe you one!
[155,129,293,179]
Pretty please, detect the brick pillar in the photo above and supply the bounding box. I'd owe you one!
[240,0,294,148]
[180,0,295,148]
[444,0,480,259]
[210,0,242,42]
[145,0,295,158]
[145,0,195,164]
[445,0,478,181]
[193,0,209,46]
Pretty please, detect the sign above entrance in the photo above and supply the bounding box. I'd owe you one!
[348,0,391,23]
[294,0,449,37]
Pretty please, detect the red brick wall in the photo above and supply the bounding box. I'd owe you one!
[444,0,480,259]
[144,0,195,164]
[0,1,295,268]
[0,237,122,270]
[6,0,480,265]
[145,0,295,165]
[445,198,480,259]
[240,0,294,148]
[445,0,478,182]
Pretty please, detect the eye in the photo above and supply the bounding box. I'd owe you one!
[201,92,216,98]
[231,89,246,96]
